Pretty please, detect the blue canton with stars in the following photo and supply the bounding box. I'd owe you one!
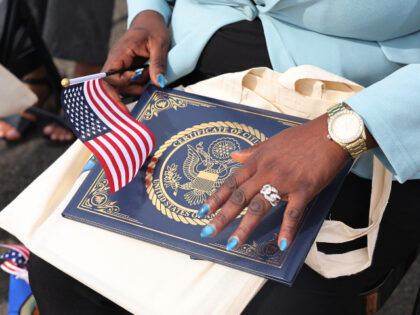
[0,250,26,267]
[62,84,111,142]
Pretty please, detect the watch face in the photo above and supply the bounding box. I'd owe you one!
[328,110,363,144]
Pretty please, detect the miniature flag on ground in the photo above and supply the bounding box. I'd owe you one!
[61,78,155,193]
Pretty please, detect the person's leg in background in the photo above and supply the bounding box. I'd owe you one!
[0,0,115,141]
[42,0,114,78]
[41,0,114,140]
[0,0,58,141]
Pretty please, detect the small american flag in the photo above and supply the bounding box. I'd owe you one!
[62,78,155,193]
[0,244,30,282]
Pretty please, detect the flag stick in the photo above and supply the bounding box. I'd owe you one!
[61,67,144,87]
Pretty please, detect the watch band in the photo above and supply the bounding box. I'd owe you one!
[327,103,367,159]
[346,137,367,159]
[327,102,347,117]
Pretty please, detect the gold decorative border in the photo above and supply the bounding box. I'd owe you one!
[209,196,318,269]
[211,234,283,267]
[77,170,142,224]
[140,90,214,120]
[137,90,302,127]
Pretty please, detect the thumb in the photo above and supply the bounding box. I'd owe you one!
[231,142,264,163]
[148,37,169,88]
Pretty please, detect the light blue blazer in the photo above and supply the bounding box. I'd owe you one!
[127,0,420,182]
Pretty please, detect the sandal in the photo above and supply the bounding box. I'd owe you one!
[27,107,74,143]
[23,77,74,142]
[0,114,36,142]
[0,77,51,142]
[0,76,74,143]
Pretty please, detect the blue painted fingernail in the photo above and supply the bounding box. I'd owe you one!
[279,239,288,251]
[226,237,239,251]
[130,72,143,82]
[157,74,167,88]
[200,225,215,238]
[197,204,210,218]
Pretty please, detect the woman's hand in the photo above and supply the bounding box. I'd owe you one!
[198,113,350,251]
[102,10,171,97]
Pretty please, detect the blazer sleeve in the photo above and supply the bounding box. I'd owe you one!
[345,64,420,182]
[126,0,174,27]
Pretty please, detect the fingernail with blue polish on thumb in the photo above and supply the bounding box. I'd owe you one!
[226,237,239,251]
[157,74,167,88]
[200,225,215,238]
[279,239,288,251]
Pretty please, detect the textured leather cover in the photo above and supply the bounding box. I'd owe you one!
[62,86,350,286]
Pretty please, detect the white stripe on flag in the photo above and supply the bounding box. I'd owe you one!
[88,140,119,192]
[1,261,25,274]
[107,133,134,182]
[97,136,127,186]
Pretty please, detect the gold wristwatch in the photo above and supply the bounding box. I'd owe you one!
[327,103,367,159]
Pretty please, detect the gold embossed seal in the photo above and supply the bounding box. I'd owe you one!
[146,121,267,225]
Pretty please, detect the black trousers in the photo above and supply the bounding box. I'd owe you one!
[0,0,114,78]
[26,0,115,64]
[0,0,61,97]
[0,0,44,77]
[27,20,420,315]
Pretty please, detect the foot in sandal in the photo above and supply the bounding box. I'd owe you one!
[0,66,74,142]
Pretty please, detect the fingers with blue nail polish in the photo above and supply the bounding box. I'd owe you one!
[197,204,210,218]
[200,225,215,238]
[226,237,239,251]
[157,74,167,88]
[279,238,288,251]
[278,199,305,253]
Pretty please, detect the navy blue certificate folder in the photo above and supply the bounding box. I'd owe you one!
[62,86,350,286]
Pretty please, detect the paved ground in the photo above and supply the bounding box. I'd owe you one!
[0,1,418,314]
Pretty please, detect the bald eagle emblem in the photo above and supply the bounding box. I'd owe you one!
[163,137,242,206]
